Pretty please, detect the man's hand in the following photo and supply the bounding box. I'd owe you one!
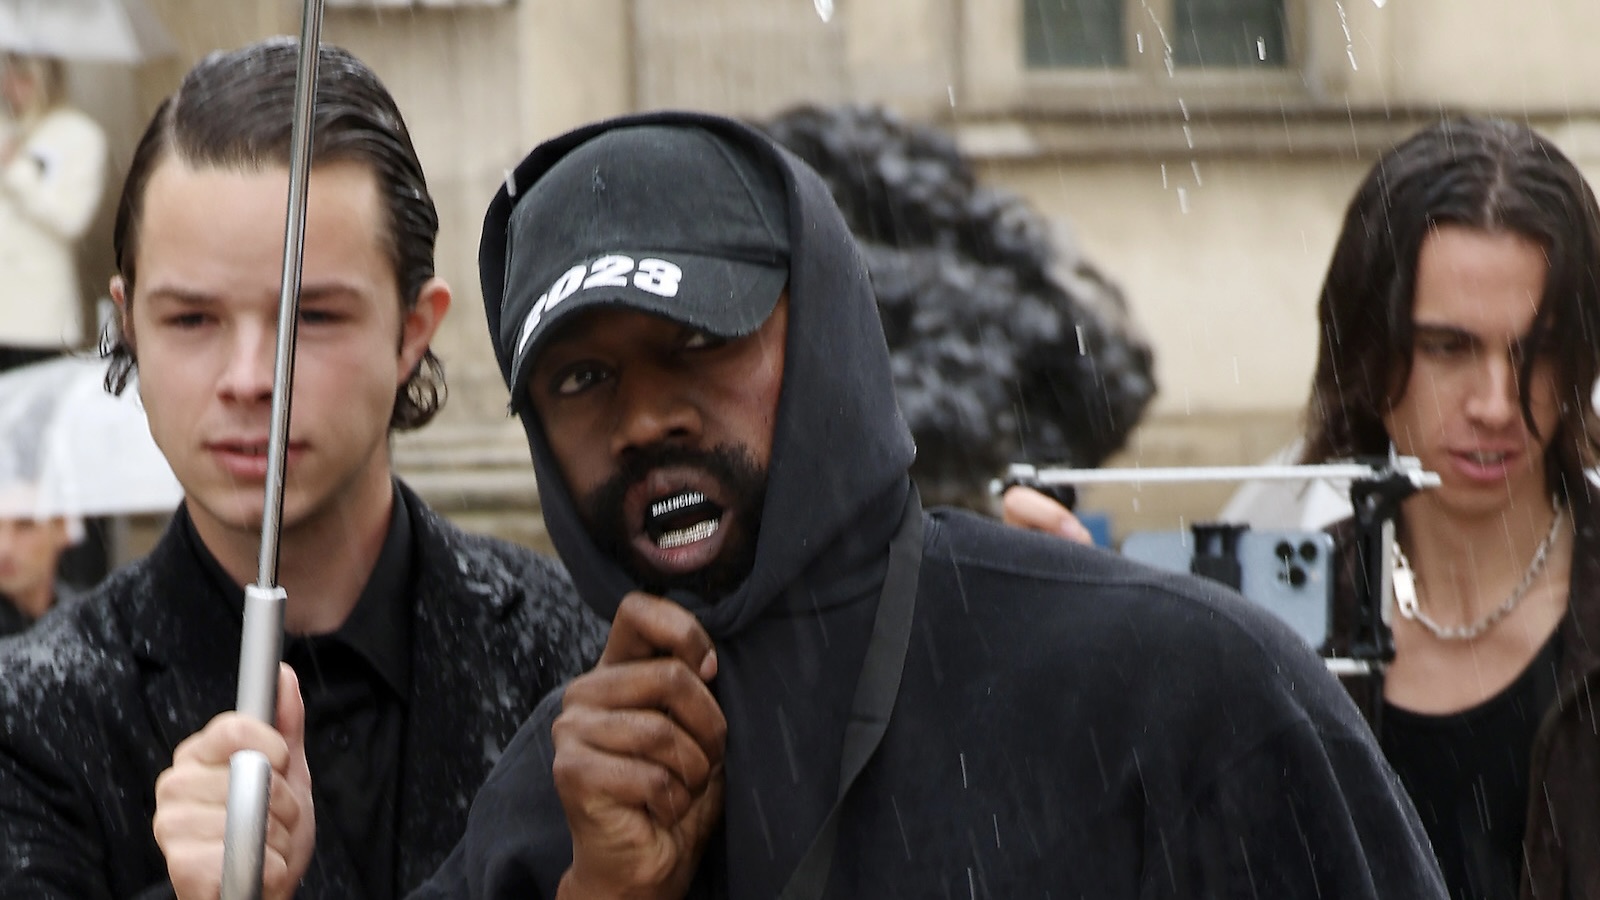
[554,591,727,900]
[154,664,314,900]
[1002,485,1094,544]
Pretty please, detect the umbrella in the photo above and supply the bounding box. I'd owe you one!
[0,0,177,64]
[0,354,181,520]
[1216,441,1353,530]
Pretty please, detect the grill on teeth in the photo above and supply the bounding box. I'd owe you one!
[651,491,707,520]
[657,519,718,549]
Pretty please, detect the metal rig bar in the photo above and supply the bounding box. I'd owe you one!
[1000,459,1440,489]
[1324,658,1381,677]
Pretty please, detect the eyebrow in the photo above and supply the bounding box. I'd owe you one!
[297,282,368,303]
[1412,323,1478,342]
[528,309,635,368]
[541,314,604,347]
[139,283,366,306]
[1413,322,1543,356]
[140,285,215,306]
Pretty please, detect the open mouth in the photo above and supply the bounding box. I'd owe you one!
[1464,451,1509,465]
[644,489,724,549]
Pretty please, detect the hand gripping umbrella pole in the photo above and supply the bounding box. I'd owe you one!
[220,3,325,898]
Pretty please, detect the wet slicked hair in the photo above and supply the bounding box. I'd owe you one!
[1302,116,1600,499]
[105,38,445,430]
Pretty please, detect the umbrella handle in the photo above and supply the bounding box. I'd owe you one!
[220,583,286,900]
[220,750,273,900]
[235,584,286,722]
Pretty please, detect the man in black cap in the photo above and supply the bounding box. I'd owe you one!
[420,111,1449,898]
[227,111,1446,898]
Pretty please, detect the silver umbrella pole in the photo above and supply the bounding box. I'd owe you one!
[220,3,325,898]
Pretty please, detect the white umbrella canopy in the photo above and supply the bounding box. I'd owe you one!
[1217,440,1354,530]
[0,354,181,521]
[0,0,178,64]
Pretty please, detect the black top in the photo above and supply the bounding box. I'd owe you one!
[1382,630,1562,900]
[0,594,29,637]
[416,507,1452,899]
[188,491,414,900]
[0,585,74,638]
[0,480,605,898]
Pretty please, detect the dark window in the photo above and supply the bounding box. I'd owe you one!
[1173,0,1287,66]
[1024,0,1126,68]
[1024,0,1288,70]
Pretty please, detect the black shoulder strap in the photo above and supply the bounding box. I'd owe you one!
[777,487,924,900]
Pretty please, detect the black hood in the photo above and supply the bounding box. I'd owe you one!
[481,111,916,640]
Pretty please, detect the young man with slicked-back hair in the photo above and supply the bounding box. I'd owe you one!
[0,39,604,899]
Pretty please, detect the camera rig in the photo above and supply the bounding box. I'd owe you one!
[994,455,1439,684]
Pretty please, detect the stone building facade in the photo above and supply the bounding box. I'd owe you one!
[66,0,1600,553]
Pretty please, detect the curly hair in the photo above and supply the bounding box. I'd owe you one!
[103,39,445,430]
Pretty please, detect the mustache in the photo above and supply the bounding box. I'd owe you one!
[581,443,767,598]
[582,444,761,518]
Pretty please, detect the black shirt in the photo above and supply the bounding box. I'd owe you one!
[187,488,414,900]
[0,586,73,637]
[0,593,30,637]
[1381,631,1561,900]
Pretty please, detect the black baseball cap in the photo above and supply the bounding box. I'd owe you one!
[491,123,790,406]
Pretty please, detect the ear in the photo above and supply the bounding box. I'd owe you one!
[109,274,134,348]
[397,275,451,385]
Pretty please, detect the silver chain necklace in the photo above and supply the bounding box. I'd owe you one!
[1392,501,1565,641]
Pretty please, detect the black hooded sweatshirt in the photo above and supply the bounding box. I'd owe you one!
[414,111,1446,899]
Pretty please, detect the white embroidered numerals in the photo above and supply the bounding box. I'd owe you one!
[515,255,690,359]
[633,258,683,297]
[582,255,634,289]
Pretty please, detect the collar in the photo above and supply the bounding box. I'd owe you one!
[179,483,415,697]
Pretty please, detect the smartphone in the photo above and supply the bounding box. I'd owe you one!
[1120,528,1334,649]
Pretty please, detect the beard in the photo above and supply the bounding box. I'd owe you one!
[579,443,767,601]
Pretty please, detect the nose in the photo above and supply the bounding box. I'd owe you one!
[1464,349,1521,430]
[609,370,700,457]
[217,321,277,405]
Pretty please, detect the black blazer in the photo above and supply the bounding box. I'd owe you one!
[0,481,605,899]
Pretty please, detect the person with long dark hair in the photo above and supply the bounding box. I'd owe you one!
[1007,116,1600,900]
[1308,116,1600,900]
